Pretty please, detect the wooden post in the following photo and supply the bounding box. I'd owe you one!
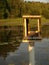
[38,19,40,32]
[26,18,29,35]
[24,18,28,38]
[37,18,41,37]
[28,42,35,65]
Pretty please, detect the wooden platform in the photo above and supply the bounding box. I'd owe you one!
[27,36,42,40]
[22,36,42,42]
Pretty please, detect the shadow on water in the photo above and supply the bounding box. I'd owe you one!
[0,26,23,43]
[0,25,49,43]
[0,42,29,65]
[0,26,29,65]
[0,44,18,60]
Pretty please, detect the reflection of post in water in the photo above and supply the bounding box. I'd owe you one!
[22,39,35,65]
[22,39,42,65]
[28,41,35,65]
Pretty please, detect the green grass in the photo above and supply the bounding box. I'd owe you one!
[41,16,49,25]
[0,18,23,26]
[0,16,49,26]
[29,16,49,27]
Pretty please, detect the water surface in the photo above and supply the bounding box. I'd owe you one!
[0,38,49,65]
[0,26,49,65]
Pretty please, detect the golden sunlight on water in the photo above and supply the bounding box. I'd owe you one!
[28,41,35,65]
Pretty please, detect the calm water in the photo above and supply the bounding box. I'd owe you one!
[35,38,49,65]
[0,38,49,65]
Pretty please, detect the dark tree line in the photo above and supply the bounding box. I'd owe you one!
[0,0,49,19]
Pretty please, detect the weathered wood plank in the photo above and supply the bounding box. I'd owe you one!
[22,15,41,19]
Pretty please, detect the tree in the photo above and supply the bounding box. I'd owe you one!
[8,0,24,17]
[0,0,11,19]
[42,8,49,19]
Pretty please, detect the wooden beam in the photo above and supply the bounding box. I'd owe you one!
[24,18,28,37]
[22,15,41,19]
[37,18,41,37]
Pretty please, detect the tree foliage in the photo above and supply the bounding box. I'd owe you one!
[0,0,49,19]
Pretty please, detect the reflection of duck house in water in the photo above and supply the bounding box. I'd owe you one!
[22,15,41,40]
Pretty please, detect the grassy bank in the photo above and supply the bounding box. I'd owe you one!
[0,18,23,26]
[0,16,49,26]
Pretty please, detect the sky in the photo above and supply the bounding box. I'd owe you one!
[25,0,49,3]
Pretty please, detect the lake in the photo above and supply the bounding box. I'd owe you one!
[0,25,49,65]
[0,38,49,65]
